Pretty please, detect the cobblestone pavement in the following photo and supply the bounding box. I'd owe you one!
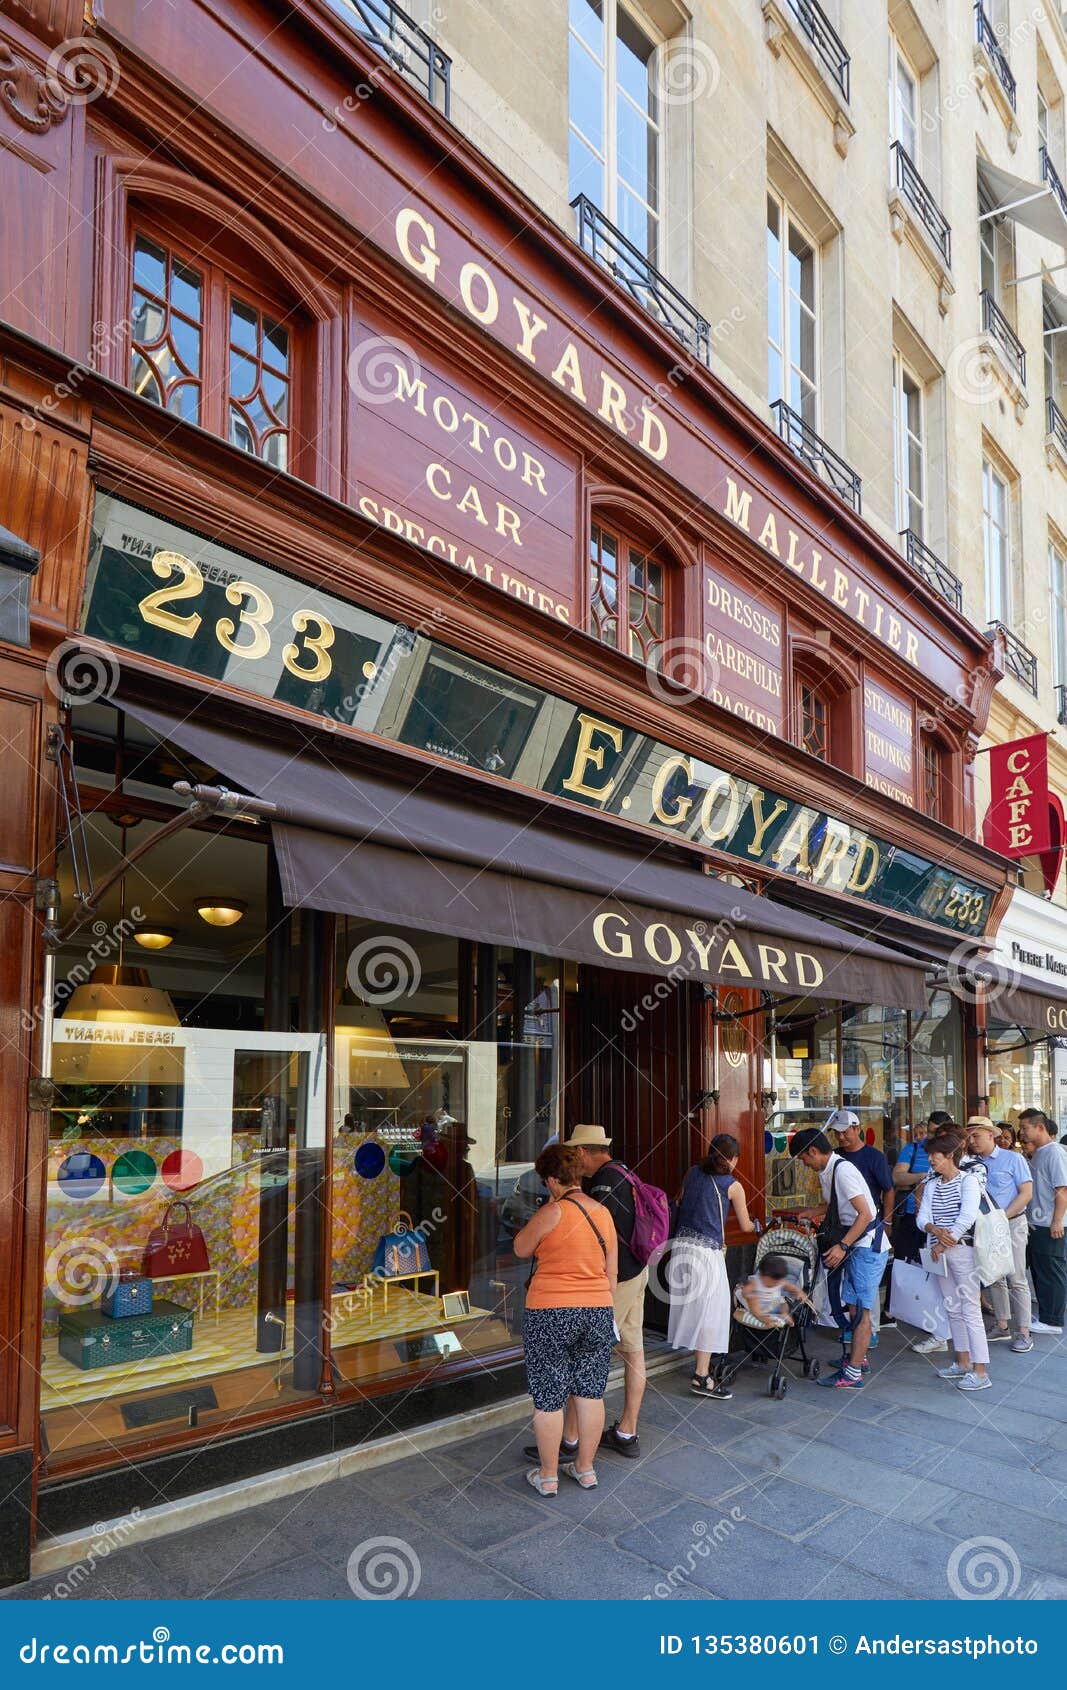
[7,1325,1067,1601]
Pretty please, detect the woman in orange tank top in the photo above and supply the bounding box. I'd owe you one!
[514,1142,618,1496]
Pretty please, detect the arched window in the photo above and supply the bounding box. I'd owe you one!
[588,520,669,668]
[798,679,831,762]
[789,640,858,773]
[921,734,944,820]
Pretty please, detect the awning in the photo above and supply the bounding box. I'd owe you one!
[122,696,930,1009]
[978,157,1067,246]
[982,964,1067,1035]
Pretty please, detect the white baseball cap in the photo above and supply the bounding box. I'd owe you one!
[825,1108,861,1133]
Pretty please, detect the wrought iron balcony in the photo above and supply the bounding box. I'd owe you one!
[571,196,712,366]
[890,142,951,266]
[1048,395,1067,454]
[771,400,861,512]
[975,2,1016,111]
[988,619,1038,696]
[780,0,850,101]
[981,290,1027,386]
[327,0,451,116]
[1041,145,1067,224]
[900,530,963,614]
[1057,683,1067,726]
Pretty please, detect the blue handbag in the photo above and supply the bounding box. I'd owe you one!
[101,1276,154,1319]
[371,1212,431,1278]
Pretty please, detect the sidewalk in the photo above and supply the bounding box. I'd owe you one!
[7,1325,1067,1602]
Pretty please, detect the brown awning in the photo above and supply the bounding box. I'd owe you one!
[981,963,1067,1035]
[123,696,930,1009]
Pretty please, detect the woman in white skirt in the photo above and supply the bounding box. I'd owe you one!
[669,1134,755,1400]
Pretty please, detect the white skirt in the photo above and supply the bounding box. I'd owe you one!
[667,1237,731,1355]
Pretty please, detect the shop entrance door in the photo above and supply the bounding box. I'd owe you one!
[565,965,702,1196]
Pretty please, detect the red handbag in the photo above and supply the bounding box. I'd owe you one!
[142,1200,210,1278]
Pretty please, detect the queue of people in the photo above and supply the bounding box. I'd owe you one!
[516,1106,1067,1491]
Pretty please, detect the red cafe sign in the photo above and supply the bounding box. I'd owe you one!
[984,733,1051,857]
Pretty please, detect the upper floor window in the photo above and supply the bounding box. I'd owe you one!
[568,0,662,261]
[1050,538,1067,689]
[982,456,1012,622]
[798,681,830,762]
[892,352,925,536]
[767,191,818,426]
[588,521,666,667]
[889,35,919,161]
[978,185,1015,310]
[921,736,943,821]
[129,229,293,471]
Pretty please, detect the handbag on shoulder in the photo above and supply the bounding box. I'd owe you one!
[142,1200,211,1278]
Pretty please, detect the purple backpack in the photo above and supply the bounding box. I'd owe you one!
[613,1162,671,1264]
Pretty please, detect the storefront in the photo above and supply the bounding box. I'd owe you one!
[0,4,1014,1579]
[983,888,1067,1129]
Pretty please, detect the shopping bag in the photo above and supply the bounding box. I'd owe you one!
[888,1258,950,1339]
[810,1268,839,1329]
[973,1194,1014,1286]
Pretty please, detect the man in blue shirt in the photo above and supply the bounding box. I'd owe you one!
[966,1116,1034,1352]
[1019,1109,1067,1334]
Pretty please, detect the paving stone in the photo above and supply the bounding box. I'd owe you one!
[882,1405,1051,1471]
[922,1491,1067,1574]
[617,1504,907,1601]
[709,1476,848,1540]
[490,1519,707,1601]
[640,1441,761,1500]
[716,1426,956,1520]
[139,1509,305,1598]
[910,1442,1066,1520]
[217,1553,354,1601]
[401,1476,554,1553]
[804,1506,992,1598]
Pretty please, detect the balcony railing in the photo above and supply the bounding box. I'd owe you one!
[981,290,1027,385]
[1057,683,1067,726]
[1041,145,1067,224]
[900,530,963,613]
[780,0,850,101]
[327,0,451,115]
[891,142,951,266]
[975,2,1016,111]
[571,196,712,366]
[988,619,1038,696]
[771,400,862,512]
[1048,394,1067,454]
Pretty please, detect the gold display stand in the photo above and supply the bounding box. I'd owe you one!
[145,1269,222,1324]
[362,1269,440,1311]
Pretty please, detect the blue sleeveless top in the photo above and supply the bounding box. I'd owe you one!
[676,1168,734,1247]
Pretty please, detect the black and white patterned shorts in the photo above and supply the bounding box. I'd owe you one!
[523,1305,616,1412]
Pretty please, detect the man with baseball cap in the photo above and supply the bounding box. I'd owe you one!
[826,1109,894,1336]
[525,1124,647,1461]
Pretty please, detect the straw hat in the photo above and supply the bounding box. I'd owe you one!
[564,1124,612,1149]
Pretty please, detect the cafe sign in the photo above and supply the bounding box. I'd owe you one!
[81,495,996,939]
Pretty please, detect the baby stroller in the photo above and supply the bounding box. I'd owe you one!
[718,1221,821,1399]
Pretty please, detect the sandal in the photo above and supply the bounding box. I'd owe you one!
[525,1469,558,1496]
[561,1461,598,1489]
[691,1373,733,1400]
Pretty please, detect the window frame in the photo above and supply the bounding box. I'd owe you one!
[920,735,943,821]
[1050,537,1067,690]
[567,0,665,264]
[892,351,926,538]
[982,455,1013,623]
[889,33,920,165]
[126,214,303,475]
[587,517,670,670]
[797,678,831,763]
[766,188,820,427]
[978,185,1016,313]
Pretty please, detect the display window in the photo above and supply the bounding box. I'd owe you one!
[986,1023,1052,1126]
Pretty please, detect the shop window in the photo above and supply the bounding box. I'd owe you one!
[128,227,296,471]
[568,0,663,261]
[987,1023,1051,1126]
[909,989,963,1122]
[588,520,667,667]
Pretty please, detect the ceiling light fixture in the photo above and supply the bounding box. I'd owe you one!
[133,926,177,951]
[195,898,247,928]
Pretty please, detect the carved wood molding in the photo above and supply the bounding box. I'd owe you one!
[0,40,66,131]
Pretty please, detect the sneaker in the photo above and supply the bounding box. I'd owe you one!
[937,1363,967,1379]
[911,1335,948,1354]
[1031,1321,1064,1335]
[881,1314,897,1327]
[523,1438,576,1463]
[988,1328,1013,1342]
[1010,1335,1034,1354]
[816,1369,865,1390]
[867,1331,879,1351]
[956,1372,993,1391]
[600,1423,641,1458]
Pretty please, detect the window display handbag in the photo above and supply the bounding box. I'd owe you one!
[142,1200,211,1278]
[101,1275,154,1319]
[372,1212,431,1278]
[973,1190,1014,1286]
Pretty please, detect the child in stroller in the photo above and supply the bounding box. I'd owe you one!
[718,1226,821,1399]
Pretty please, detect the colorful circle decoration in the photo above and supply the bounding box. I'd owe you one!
[866,1128,876,1146]
[388,1145,419,1177]
[354,1141,386,1180]
[112,1149,157,1196]
[162,1149,204,1193]
[773,1132,788,1153]
[57,1152,105,1200]
[763,1130,774,1154]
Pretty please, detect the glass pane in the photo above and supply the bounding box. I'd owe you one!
[132,235,167,298]
[570,0,603,58]
[230,407,255,454]
[907,437,923,500]
[986,1024,1050,1127]
[569,32,604,154]
[616,5,656,120]
[767,345,783,405]
[616,96,655,203]
[788,224,815,312]
[130,353,162,405]
[171,314,201,377]
[246,394,273,440]
[263,431,288,472]
[229,350,257,403]
[167,382,200,424]
[797,307,817,383]
[764,1012,839,1214]
[230,298,259,355]
[263,369,289,421]
[909,991,963,1131]
[263,317,290,371]
[616,183,653,258]
[171,261,202,321]
[132,293,165,345]
[568,130,604,208]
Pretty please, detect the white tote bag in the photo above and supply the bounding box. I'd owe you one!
[888,1259,950,1339]
[973,1193,1013,1286]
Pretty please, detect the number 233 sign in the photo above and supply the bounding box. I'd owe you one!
[141,550,336,681]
